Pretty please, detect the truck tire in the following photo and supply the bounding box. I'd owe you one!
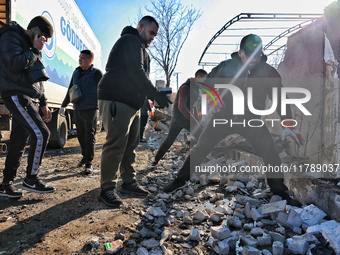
[47,112,68,149]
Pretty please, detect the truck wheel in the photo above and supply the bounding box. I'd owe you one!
[47,112,68,149]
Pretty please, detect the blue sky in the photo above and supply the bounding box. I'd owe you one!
[74,0,334,91]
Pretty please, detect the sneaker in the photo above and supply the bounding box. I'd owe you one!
[163,179,186,193]
[77,157,86,167]
[120,181,149,196]
[84,163,93,175]
[98,187,123,207]
[0,182,22,198]
[22,177,55,193]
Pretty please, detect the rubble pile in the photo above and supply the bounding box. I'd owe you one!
[82,159,339,254]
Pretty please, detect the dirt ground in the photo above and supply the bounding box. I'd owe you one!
[0,129,165,255]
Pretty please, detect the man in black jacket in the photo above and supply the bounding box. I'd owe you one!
[163,34,305,206]
[152,69,207,166]
[97,16,171,207]
[0,16,55,198]
[60,50,103,174]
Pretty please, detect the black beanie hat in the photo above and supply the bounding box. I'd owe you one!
[27,16,53,37]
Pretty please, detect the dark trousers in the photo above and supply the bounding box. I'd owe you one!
[176,109,287,193]
[74,108,98,163]
[140,99,149,139]
[154,113,202,163]
[2,95,50,182]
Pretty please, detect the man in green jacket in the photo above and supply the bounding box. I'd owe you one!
[97,16,171,207]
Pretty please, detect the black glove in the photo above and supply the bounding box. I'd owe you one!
[154,92,172,108]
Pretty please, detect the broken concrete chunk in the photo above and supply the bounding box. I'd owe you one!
[240,235,258,247]
[261,219,276,226]
[226,186,238,192]
[269,195,282,203]
[235,194,262,207]
[287,208,303,227]
[250,227,264,237]
[287,236,309,254]
[299,204,327,226]
[244,223,254,230]
[321,220,340,254]
[257,233,271,246]
[242,245,261,255]
[262,249,272,255]
[148,207,166,217]
[210,226,231,240]
[275,212,291,228]
[250,208,264,221]
[185,186,195,195]
[194,210,209,222]
[208,172,222,183]
[274,227,285,236]
[210,212,224,223]
[189,228,200,241]
[212,240,230,255]
[260,200,287,215]
[140,238,159,249]
[272,241,284,255]
[269,231,286,243]
[183,216,193,224]
[136,247,149,255]
[225,216,243,228]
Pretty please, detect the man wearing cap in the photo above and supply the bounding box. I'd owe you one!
[0,16,55,198]
[163,34,304,206]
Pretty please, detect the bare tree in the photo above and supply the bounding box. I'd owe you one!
[140,0,201,87]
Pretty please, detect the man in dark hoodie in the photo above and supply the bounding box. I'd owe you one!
[152,69,207,166]
[0,16,55,198]
[163,34,305,206]
[97,16,171,207]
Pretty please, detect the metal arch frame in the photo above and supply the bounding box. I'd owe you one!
[198,13,323,66]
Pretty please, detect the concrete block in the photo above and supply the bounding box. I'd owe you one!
[224,232,238,249]
[321,220,340,254]
[293,227,302,234]
[226,186,238,192]
[189,228,200,241]
[287,208,303,227]
[234,208,245,219]
[261,219,276,226]
[275,212,291,228]
[300,204,327,226]
[213,240,229,255]
[215,205,228,214]
[148,207,166,217]
[260,200,287,215]
[194,210,209,222]
[250,208,264,221]
[257,233,272,246]
[287,236,309,254]
[269,231,285,243]
[240,235,258,247]
[274,227,285,236]
[234,181,246,188]
[262,249,272,255]
[245,202,253,218]
[250,227,264,237]
[242,245,261,255]
[210,226,231,240]
[235,194,262,207]
[244,223,254,230]
[246,181,256,189]
[226,216,243,228]
[272,241,284,255]
[210,212,224,223]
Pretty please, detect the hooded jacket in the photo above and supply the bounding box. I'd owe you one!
[207,52,292,119]
[0,22,47,105]
[97,26,159,110]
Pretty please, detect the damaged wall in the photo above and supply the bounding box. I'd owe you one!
[272,1,340,176]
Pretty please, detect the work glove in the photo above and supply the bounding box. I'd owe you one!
[154,91,172,108]
[281,120,305,146]
[59,107,66,118]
